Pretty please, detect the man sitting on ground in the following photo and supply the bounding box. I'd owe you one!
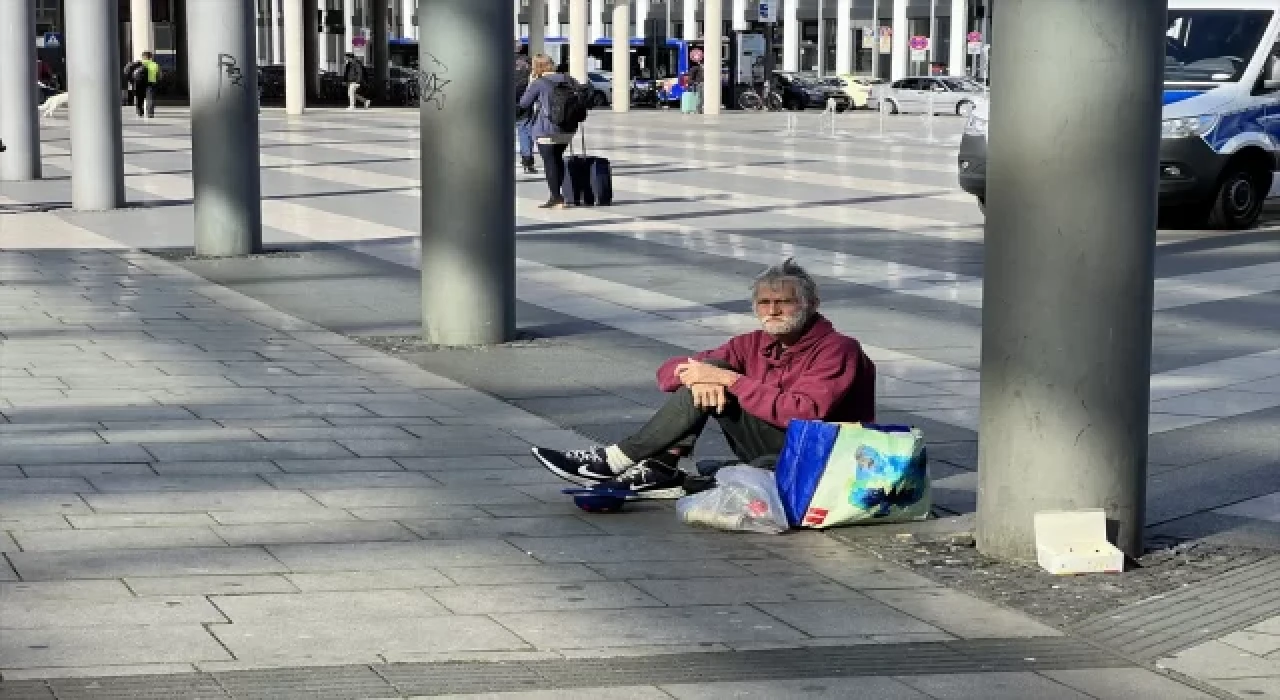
[531,259,876,498]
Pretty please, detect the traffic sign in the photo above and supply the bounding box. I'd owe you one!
[909,36,929,51]
[966,31,983,55]
[758,1,778,23]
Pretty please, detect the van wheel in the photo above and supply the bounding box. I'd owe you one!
[1207,166,1269,229]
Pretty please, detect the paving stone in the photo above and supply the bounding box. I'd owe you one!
[662,677,932,700]
[207,508,359,525]
[259,471,436,489]
[0,494,91,516]
[0,478,94,494]
[345,506,492,521]
[210,614,531,664]
[18,463,156,477]
[125,574,299,596]
[0,596,223,628]
[0,625,232,667]
[252,425,422,441]
[1210,677,1280,699]
[492,605,809,648]
[149,460,281,475]
[400,516,604,539]
[0,663,203,681]
[356,400,460,418]
[64,513,218,529]
[9,546,288,580]
[212,521,420,545]
[0,580,134,601]
[266,539,532,572]
[306,486,537,508]
[1040,669,1215,700]
[1159,639,1280,680]
[753,599,946,637]
[186,404,375,420]
[0,431,108,447]
[1220,629,1280,656]
[11,527,226,552]
[427,688,672,700]
[424,469,563,487]
[862,588,1064,639]
[430,581,663,614]
[630,575,862,606]
[393,456,525,471]
[588,560,760,580]
[212,589,449,625]
[438,564,605,586]
[86,475,273,492]
[285,569,455,592]
[83,490,318,513]
[96,427,263,444]
[338,438,531,457]
[142,440,355,462]
[272,457,406,473]
[0,445,153,465]
[2,406,197,424]
[895,672,1093,700]
[760,547,941,589]
[509,535,768,564]
[0,515,71,531]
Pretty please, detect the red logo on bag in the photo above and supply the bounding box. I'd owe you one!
[803,508,828,526]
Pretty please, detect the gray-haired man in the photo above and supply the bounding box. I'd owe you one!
[532,260,877,498]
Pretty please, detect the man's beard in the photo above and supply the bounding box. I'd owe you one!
[761,310,810,336]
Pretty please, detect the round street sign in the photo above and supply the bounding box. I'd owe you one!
[909,36,929,51]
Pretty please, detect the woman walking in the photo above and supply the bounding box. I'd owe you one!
[517,54,577,209]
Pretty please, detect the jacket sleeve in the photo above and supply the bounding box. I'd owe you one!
[728,340,863,428]
[518,79,540,111]
[654,338,746,393]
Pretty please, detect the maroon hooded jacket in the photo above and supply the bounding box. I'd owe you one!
[655,315,876,429]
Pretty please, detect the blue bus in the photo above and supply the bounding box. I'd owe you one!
[519,36,706,103]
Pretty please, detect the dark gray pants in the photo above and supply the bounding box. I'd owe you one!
[617,384,787,466]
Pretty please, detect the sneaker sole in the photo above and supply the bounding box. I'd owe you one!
[531,448,606,488]
[630,485,687,500]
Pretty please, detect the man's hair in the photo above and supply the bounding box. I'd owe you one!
[141,51,152,60]
[752,258,819,309]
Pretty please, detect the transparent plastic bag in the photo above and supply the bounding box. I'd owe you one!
[676,465,789,534]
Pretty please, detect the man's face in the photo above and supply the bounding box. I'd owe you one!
[754,281,809,337]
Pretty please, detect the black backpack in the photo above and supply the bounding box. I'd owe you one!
[128,62,147,83]
[548,78,590,131]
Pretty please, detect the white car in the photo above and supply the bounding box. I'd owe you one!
[881,76,986,117]
[587,71,612,107]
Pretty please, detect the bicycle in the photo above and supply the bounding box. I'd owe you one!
[738,83,783,111]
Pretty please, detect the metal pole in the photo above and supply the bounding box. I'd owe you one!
[613,1,631,112]
[418,0,515,345]
[305,0,320,98]
[285,0,306,113]
[569,0,589,81]
[528,0,545,57]
[371,0,389,101]
[703,0,721,114]
[0,0,42,181]
[977,0,1162,561]
[131,0,155,56]
[817,0,825,76]
[65,0,125,210]
[187,0,263,257]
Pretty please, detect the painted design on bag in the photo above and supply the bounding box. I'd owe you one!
[847,444,927,517]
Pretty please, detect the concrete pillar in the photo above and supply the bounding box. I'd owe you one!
[371,0,389,100]
[836,0,852,75]
[591,0,605,41]
[273,0,285,63]
[977,0,1162,561]
[65,0,125,210]
[613,1,630,112]
[569,0,588,81]
[304,0,320,97]
[174,0,189,95]
[0,0,41,181]
[891,0,907,80]
[344,0,355,54]
[636,0,648,38]
[949,0,967,76]
[703,0,721,114]
[683,0,698,39]
[285,0,306,114]
[402,0,416,39]
[732,0,746,31]
[130,0,154,56]
[528,0,545,57]
[187,0,263,257]
[418,0,515,345]
[782,0,799,72]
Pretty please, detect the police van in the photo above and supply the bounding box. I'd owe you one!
[958,0,1280,229]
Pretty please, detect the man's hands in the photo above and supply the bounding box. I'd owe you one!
[676,359,741,414]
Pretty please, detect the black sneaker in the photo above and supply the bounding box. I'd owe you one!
[531,446,615,487]
[602,460,687,500]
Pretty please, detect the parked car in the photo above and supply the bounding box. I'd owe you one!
[827,74,885,109]
[772,72,852,111]
[587,71,612,107]
[881,76,985,116]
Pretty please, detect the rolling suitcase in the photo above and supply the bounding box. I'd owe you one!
[561,130,613,206]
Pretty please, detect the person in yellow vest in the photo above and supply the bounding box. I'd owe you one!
[125,52,161,119]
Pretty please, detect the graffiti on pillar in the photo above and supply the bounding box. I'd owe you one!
[217,53,246,100]
[418,53,451,110]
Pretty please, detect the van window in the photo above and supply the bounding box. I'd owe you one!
[1166,9,1273,83]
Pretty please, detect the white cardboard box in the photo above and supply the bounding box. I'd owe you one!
[1034,509,1125,575]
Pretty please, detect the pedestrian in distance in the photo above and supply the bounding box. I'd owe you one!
[343,53,372,110]
[518,53,591,209]
[514,47,537,175]
[123,51,161,119]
